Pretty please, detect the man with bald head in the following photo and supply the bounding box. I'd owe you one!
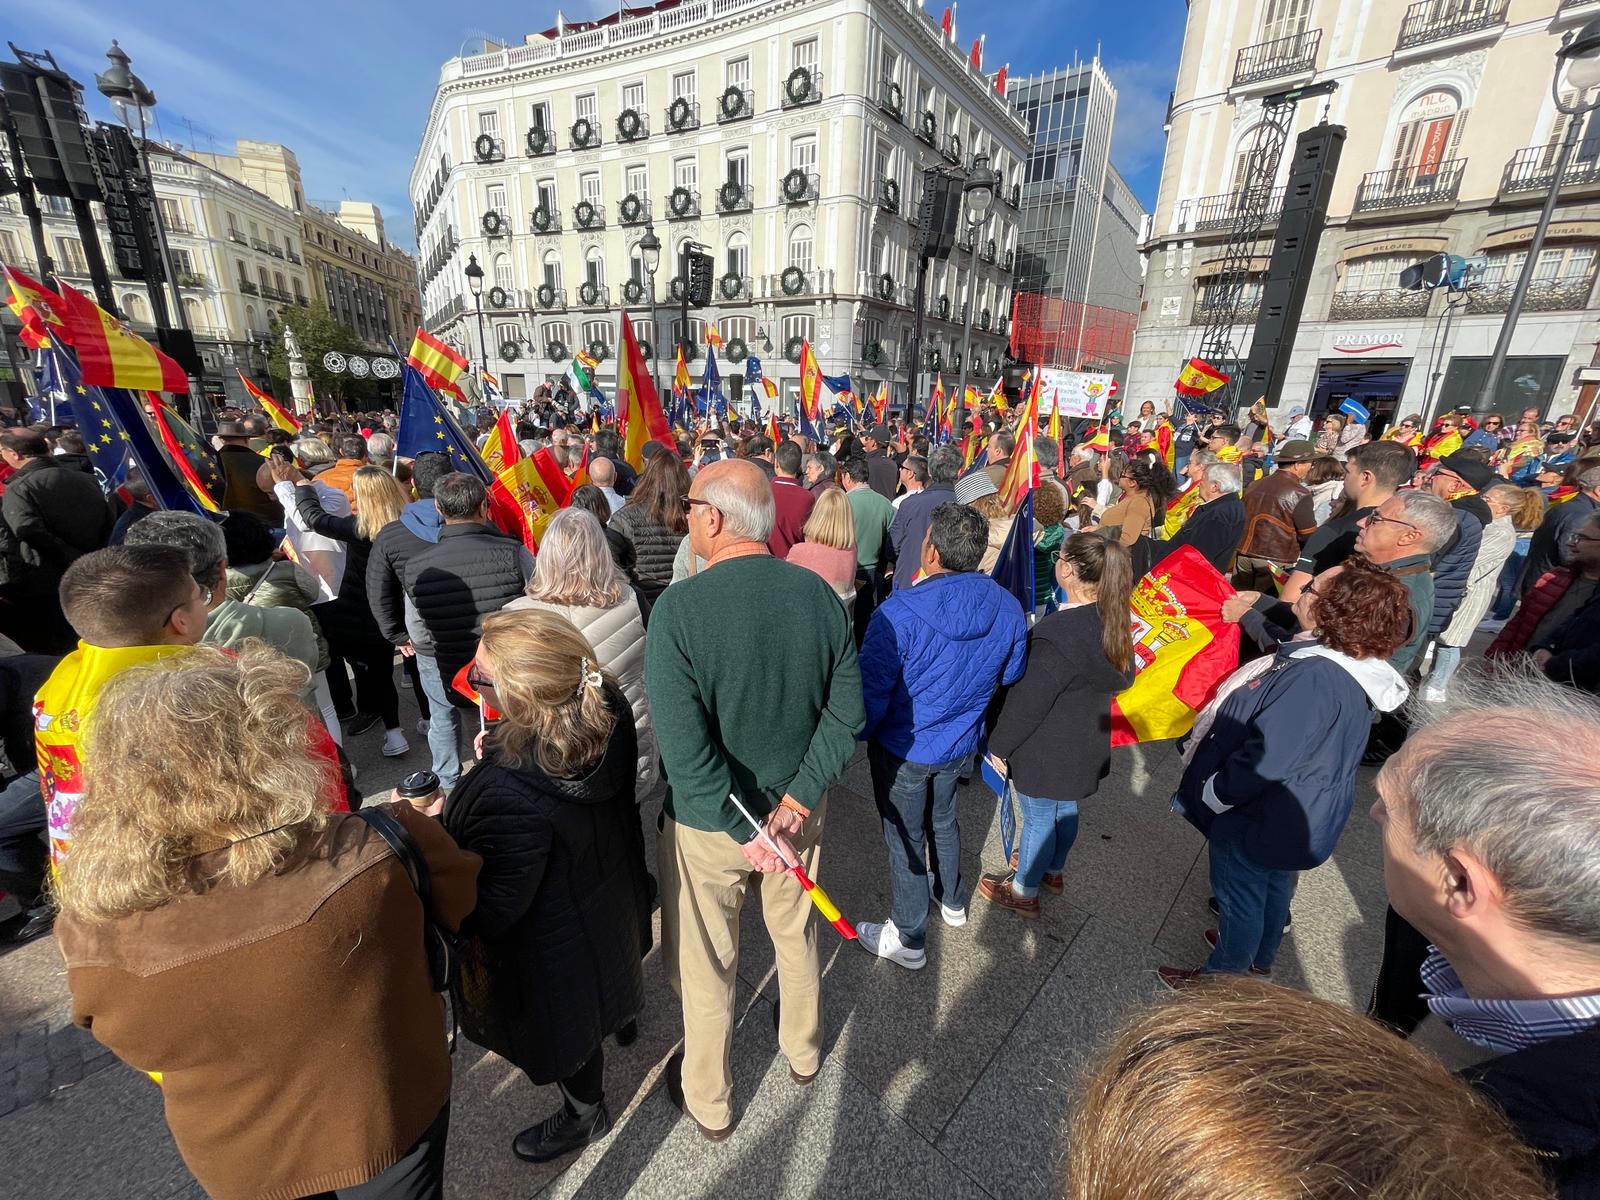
[646,458,865,1140]
[1371,670,1600,1195]
[587,454,624,513]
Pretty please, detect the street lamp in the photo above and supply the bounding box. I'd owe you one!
[464,252,487,387]
[953,152,995,443]
[1478,16,1600,412]
[640,223,662,393]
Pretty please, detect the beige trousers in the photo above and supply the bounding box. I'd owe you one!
[659,795,828,1129]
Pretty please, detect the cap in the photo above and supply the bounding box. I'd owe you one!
[396,770,441,801]
[1276,439,1316,463]
[868,424,892,443]
[1438,452,1496,491]
[1455,405,1474,414]
[1547,431,1578,446]
[953,471,999,505]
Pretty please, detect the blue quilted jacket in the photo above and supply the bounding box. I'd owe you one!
[860,570,1028,764]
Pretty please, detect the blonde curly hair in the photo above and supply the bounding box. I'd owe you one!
[54,641,338,924]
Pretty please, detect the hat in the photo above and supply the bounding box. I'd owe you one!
[1438,452,1496,491]
[1288,406,1306,418]
[953,470,999,505]
[640,440,664,461]
[867,424,891,443]
[216,419,251,439]
[1276,439,1316,463]
[1454,405,1474,414]
[1547,431,1578,446]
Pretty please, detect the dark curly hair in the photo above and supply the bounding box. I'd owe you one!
[1124,457,1178,510]
[1313,554,1413,660]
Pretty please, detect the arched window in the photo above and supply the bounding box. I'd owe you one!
[245,304,259,331]
[726,231,749,279]
[542,250,563,291]
[869,231,886,275]
[1390,90,1464,184]
[789,224,814,273]
[584,246,606,288]
[122,293,147,323]
[629,240,645,285]
[493,253,513,290]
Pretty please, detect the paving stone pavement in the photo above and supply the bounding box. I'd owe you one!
[0,688,1461,1198]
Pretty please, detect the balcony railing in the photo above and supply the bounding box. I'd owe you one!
[575,280,611,308]
[875,177,901,214]
[534,284,568,312]
[176,270,208,288]
[572,200,605,230]
[615,109,650,142]
[617,195,653,226]
[286,250,302,264]
[228,230,248,245]
[570,117,602,150]
[1396,0,1507,51]
[781,170,820,205]
[942,133,963,164]
[981,239,997,264]
[915,111,938,146]
[1465,276,1596,314]
[1500,142,1600,195]
[267,244,286,259]
[486,285,526,311]
[293,292,309,306]
[1192,298,1263,325]
[666,187,702,220]
[665,98,701,134]
[251,238,270,252]
[239,280,260,296]
[715,181,754,215]
[262,286,293,303]
[525,126,557,156]
[717,85,754,123]
[473,135,506,163]
[766,268,833,299]
[781,68,823,110]
[425,294,465,329]
[1354,159,1465,212]
[1328,288,1431,320]
[878,79,904,121]
[620,277,656,305]
[530,206,563,235]
[716,272,755,302]
[1178,186,1287,233]
[161,216,193,235]
[1233,28,1322,87]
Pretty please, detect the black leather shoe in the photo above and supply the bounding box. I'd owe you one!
[615,1019,638,1048]
[511,1101,611,1163]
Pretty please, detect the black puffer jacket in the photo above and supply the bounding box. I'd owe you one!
[289,484,385,648]
[402,522,531,678]
[1428,505,1484,637]
[1465,1025,1600,1199]
[0,457,114,592]
[607,502,684,604]
[443,687,650,1083]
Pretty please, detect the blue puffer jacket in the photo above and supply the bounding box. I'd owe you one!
[860,569,1028,764]
[1175,644,1408,871]
[1428,504,1486,636]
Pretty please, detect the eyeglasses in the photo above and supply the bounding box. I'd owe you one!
[1302,580,1320,598]
[1571,531,1600,544]
[466,663,496,692]
[1363,511,1418,533]
[1400,420,1418,428]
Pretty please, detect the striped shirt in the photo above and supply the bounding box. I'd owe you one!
[1422,950,1600,1053]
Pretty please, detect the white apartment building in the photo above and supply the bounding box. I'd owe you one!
[410,0,1029,408]
[1128,0,1600,428]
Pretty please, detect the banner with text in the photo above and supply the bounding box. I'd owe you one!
[1039,369,1114,419]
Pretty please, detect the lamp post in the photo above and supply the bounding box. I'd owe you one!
[640,222,662,395]
[1478,16,1600,412]
[463,253,487,390]
[953,152,995,444]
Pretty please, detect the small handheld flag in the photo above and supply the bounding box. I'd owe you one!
[1338,397,1371,423]
[1173,357,1229,398]
[407,328,470,400]
[726,792,856,941]
[238,371,301,434]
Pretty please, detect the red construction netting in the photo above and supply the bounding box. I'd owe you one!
[1010,292,1137,371]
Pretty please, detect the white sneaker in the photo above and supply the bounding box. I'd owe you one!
[382,729,410,757]
[1420,684,1447,705]
[939,902,967,928]
[416,719,431,735]
[856,920,926,970]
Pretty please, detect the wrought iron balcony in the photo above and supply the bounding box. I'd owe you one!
[878,78,904,121]
[251,238,270,252]
[176,270,208,288]
[942,133,963,164]
[267,244,286,259]
[161,216,193,235]
[569,117,602,150]
[525,126,557,157]
[534,284,568,312]
[293,292,309,306]
[1233,28,1322,87]
[262,285,293,303]
[473,135,506,163]
[617,195,653,226]
[1465,276,1596,314]
[1003,249,1016,272]
[287,250,302,264]
[767,268,826,299]
[666,187,702,220]
[575,280,611,308]
[915,111,938,146]
[665,98,701,134]
[1328,288,1431,320]
[1193,297,1263,324]
[781,68,823,110]
[572,200,605,230]
[228,230,248,245]
[981,239,997,264]
[481,208,512,237]
[615,109,650,142]
[530,206,563,235]
[620,277,655,305]
[715,180,754,215]
[717,86,754,123]
[1396,0,1507,51]
[239,280,260,296]
[1355,160,1465,213]
[1178,186,1287,233]
[876,177,901,214]
[1500,143,1600,195]
[716,272,754,302]
[781,169,819,205]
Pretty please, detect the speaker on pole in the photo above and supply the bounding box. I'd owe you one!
[1237,123,1345,409]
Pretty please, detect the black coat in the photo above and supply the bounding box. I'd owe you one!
[366,519,431,645]
[1165,493,1246,574]
[289,485,384,648]
[987,605,1133,801]
[1464,1025,1600,1199]
[607,503,684,605]
[863,448,898,501]
[217,445,282,525]
[1523,493,1600,595]
[0,457,114,593]
[402,522,532,678]
[443,689,651,1083]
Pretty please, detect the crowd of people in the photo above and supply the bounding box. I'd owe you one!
[0,379,1595,1199]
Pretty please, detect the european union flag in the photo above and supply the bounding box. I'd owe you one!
[702,347,727,423]
[990,494,1036,615]
[822,372,853,400]
[395,364,491,483]
[744,355,763,384]
[44,349,121,492]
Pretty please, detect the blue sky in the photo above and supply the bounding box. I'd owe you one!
[10,0,1186,252]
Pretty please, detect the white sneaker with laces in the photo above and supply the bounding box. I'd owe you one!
[856,920,926,970]
[939,901,967,928]
[382,729,410,757]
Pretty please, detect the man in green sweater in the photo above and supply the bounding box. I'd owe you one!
[647,457,864,1140]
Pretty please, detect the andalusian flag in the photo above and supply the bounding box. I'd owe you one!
[617,311,674,469]
[407,328,469,400]
[238,371,301,433]
[56,281,188,393]
[1174,357,1229,398]
[4,265,67,349]
[997,373,1041,515]
[482,408,522,474]
[147,394,223,513]
[1110,546,1241,745]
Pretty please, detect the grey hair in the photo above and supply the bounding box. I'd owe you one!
[1034,435,1060,471]
[1204,463,1243,494]
[1187,448,1220,471]
[1386,661,1600,945]
[1580,465,1600,492]
[927,443,964,484]
[1392,489,1458,554]
[291,437,334,467]
[526,508,627,608]
[699,466,775,542]
[123,511,227,588]
[804,450,837,477]
[366,432,396,462]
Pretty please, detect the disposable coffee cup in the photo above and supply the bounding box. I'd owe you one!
[397,770,442,809]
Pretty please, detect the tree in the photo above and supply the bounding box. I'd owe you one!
[266,304,380,410]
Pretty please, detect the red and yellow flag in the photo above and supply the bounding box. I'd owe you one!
[673,345,692,403]
[4,266,67,349]
[1154,420,1176,471]
[1047,388,1062,442]
[799,340,825,422]
[489,446,572,551]
[407,328,469,400]
[931,375,948,437]
[618,311,675,469]
[997,373,1041,515]
[1163,481,1205,538]
[56,281,188,393]
[706,326,725,351]
[237,371,301,434]
[767,413,782,448]
[1174,357,1229,397]
[147,393,223,513]
[482,409,521,475]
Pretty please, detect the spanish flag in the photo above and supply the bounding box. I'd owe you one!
[482,408,522,475]
[1162,481,1205,538]
[490,446,573,550]
[706,326,725,351]
[407,328,469,400]
[238,371,301,434]
[1084,426,1112,453]
[617,311,674,469]
[3,265,67,349]
[799,340,825,423]
[996,373,1041,515]
[1173,357,1229,398]
[1154,420,1176,471]
[673,345,692,400]
[147,393,223,513]
[768,413,783,447]
[56,281,188,393]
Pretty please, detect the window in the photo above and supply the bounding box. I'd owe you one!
[530,101,552,131]
[726,149,749,188]
[542,250,563,291]
[721,316,754,344]
[1261,0,1312,41]
[245,304,259,331]
[671,71,697,102]
[879,46,899,86]
[726,231,749,278]
[782,313,815,346]
[672,316,706,345]
[493,253,514,290]
[580,172,602,204]
[621,80,645,111]
[486,183,507,212]
[726,57,751,90]
[537,179,558,212]
[0,230,23,268]
[585,247,606,288]
[495,321,519,348]
[789,224,814,273]
[274,271,287,294]
[581,320,609,350]
[1389,90,1465,184]
[542,320,572,345]
[478,110,499,136]
[182,297,202,328]
[1338,254,1413,293]
[635,318,656,347]
[258,266,272,290]
[1546,87,1600,166]
[53,236,87,274]
[792,37,818,72]
[1481,244,1600,285]
[629,241,647,285]
[868,231,886,275]
[916,82,932,116]
[158,197,185,230]
[626,164,649,198]
[872,137,892,186]
[674,156,699,190]
[790,135,818,173]
[170,248,195,274]
[122,293,147,323]
[576,93,597,121]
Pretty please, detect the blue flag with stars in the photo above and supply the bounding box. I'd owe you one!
[44,350,123,492]
[701,347,727,423]
[395,364,492,483]
[989,493,1036,616]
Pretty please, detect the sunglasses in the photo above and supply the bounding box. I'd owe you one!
[467,663,496,692]
[681,496,719,515]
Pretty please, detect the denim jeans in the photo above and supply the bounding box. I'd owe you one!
[1427,645,1462,694]
[0,771,46,905]
[414,655,462,788]
[1205,829,1296,974]
[1491,535,1533,620]
[867,741,968,950]
[1014,787,1079,892]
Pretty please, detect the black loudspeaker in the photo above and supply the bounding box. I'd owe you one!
[914,172,962,262]
[1238,123,1345,408]
[0,62,101,202]
[157,328,203,379]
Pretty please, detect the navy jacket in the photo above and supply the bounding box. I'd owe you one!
[1539,586,1600,695]
[1427,505,1484,637]
[888,483,955,591]
[1523,493,1600,594]
[1175,645,1406,871]
[860,570,1027,764]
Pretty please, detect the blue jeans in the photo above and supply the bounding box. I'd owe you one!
[0,771,46,905]
[1015,788,1079,891]
[1205,830,1296,974]
[867,741,968,950]
[414,655,463,788]
[1492,535,1533,619]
